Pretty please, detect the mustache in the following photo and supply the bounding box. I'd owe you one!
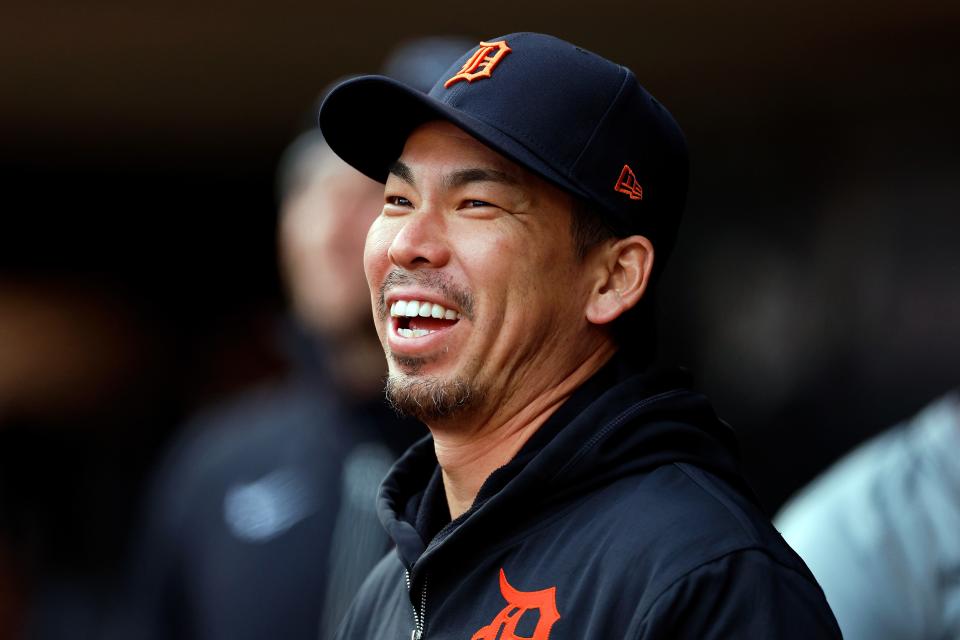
[377,270,475,321]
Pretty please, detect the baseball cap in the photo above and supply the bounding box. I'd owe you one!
[319,32,688,273]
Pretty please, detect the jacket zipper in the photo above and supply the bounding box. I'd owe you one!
[404,569,427,639]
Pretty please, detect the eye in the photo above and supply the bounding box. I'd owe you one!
[386,195,413,207]
[457,198,504,219]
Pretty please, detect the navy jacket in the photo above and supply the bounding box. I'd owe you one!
[336,358,841,639]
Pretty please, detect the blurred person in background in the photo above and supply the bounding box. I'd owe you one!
[108,37,471,640]
[776,389,960,639]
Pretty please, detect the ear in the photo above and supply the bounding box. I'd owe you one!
[585,235,655,326]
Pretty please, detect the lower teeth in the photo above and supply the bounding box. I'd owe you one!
[398,328,432,338]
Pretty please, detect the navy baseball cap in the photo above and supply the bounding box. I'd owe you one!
[319,32,688,273]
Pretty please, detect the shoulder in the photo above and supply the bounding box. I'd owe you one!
[778,391,960,545]
[523,461,837,634]
[775,392,960,639]
[179,378,344,462]
[578,461,809,579]
[628,547,842,639]
[146,378,354,530]
[510,465,841,638]
[777,391,960,581]
[578,461,837,630]
[643,462,819,587]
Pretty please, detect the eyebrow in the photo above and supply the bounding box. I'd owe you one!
[444,167,520,189]
[388,160,416,185]
[388,160,521,190]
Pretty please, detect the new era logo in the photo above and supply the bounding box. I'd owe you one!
[614,164,643,200]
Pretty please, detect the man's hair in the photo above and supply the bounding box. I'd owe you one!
[570,195,617,261]
[569,197,658,364]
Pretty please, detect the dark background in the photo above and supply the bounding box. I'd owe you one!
[1,1,958,636]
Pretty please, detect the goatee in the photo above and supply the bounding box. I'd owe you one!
[384,373,479,423]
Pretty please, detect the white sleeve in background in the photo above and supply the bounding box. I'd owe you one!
[775,392,960,640]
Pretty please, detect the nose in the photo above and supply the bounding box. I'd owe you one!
[387,206,451,270]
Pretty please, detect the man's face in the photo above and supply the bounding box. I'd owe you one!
[365,121,600,426]
[280,151,384,337]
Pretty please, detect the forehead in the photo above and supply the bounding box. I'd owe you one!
[397,121,537,184]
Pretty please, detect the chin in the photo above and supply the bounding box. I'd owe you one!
[384,371,481,423]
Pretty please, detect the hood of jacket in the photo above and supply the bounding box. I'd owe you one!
[377,355,756,574]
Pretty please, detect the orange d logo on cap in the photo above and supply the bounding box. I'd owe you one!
[444,40,512,88]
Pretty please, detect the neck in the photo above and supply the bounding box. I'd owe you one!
[431,344,615,519]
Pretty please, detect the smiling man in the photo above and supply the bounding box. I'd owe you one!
[319,33,841,639]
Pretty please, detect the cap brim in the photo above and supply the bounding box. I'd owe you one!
[318,75,590,200]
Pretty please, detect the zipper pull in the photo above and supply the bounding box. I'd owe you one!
[410,631,422,640]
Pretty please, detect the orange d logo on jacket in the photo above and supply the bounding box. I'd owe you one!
[471,568,561,640]
[444,40,512,88]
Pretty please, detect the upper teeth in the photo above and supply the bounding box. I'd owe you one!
[390,300,460,320]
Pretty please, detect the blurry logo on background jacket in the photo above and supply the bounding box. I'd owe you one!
[224,467,315,542]
[471,568,561,640]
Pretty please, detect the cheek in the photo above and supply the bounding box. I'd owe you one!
[460,232,515,284]
[363,219,394,288]
[462,234,539,332]
[490,231,567,292]
[498,238,582,327]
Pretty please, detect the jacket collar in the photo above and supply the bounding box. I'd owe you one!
[378,354,747,571]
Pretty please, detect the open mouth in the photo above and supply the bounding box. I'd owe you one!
[390,299,461,338]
